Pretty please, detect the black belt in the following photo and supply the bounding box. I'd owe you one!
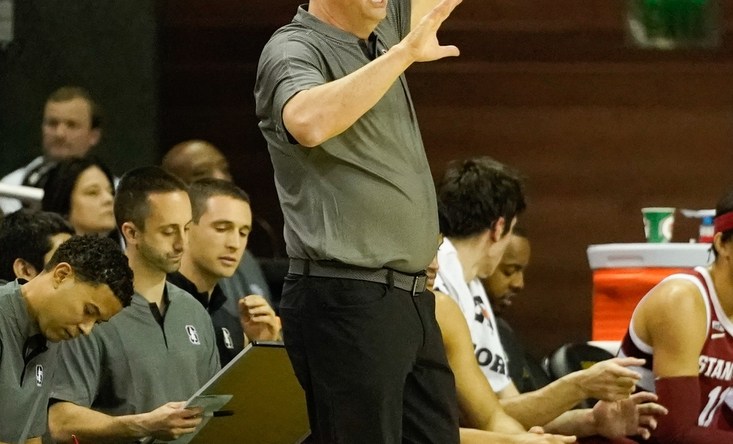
[288,259,428,295]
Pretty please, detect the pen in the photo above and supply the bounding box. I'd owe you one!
[205,409,234,417]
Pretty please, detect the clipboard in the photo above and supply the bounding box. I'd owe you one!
[145,341,310,444]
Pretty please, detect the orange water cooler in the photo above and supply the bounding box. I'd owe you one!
[587,243,712,342]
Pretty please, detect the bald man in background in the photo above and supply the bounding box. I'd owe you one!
[162,140,274,305]
[162,140,232,183]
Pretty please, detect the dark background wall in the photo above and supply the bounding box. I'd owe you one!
[0,0,158,178]
[2,0,733,359]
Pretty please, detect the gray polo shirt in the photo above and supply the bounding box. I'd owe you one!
[0,280,58,442]
[50,283,220,418]
[255,0,439,273]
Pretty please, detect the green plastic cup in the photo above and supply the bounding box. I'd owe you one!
[642,207,675,242]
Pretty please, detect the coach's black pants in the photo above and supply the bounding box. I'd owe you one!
[280,275,459,444]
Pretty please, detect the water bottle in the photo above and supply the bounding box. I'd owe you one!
[699,215,714,243]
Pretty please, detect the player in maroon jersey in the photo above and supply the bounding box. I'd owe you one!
[619,187,733,443]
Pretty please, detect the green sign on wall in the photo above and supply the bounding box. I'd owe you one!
[627,0,721,49]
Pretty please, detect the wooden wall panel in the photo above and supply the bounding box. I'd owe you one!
[159,0,733,357]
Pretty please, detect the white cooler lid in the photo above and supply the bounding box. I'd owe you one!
[587,243,712,269]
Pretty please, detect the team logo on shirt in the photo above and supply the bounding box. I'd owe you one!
[472,296,494,331]
[35,365,44,387]
[222,327,234,349]
[185,325,200,345]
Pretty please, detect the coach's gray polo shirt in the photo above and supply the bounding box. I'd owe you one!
[255,0,439,273]
[0,280,58,442]
[51,283,220,417]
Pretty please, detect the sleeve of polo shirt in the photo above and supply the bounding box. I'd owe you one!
[258,37,328,144]
[49,334,102,407]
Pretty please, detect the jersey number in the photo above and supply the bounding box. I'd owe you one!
[699,386,732,427]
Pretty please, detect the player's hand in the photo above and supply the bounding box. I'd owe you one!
[593,391,668,440]
[573,357,643,402]
[461,427,576,443]
[515,427,576,443]
[239,295,281,342]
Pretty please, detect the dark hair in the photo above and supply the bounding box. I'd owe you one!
[114,166,188,231]
[437,156,526,239]
[189,178,250,223]
[41,155,115,218]
[44,235,134,306]
[47,86,102,129]
[0,210,75,281]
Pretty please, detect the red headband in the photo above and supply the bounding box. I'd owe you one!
[714,212,733,235]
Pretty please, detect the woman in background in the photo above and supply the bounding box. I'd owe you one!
[42,155,116,237]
